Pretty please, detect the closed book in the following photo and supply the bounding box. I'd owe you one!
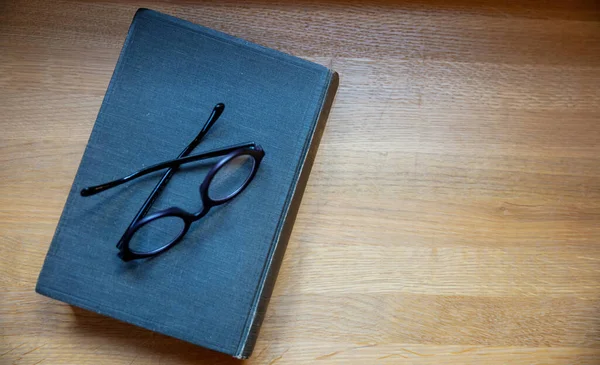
[35,8,338,359]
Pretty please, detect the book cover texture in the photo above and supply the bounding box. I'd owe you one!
[36,8,338,358]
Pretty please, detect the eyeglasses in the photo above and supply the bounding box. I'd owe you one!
[81,103,265,261]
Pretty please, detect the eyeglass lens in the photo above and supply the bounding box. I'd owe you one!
[128,215,186,254]
[208,154,256,201]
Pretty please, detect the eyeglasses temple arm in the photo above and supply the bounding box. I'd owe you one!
[81,103,223,197]
[182,103,224,156]
[80,142,257,196]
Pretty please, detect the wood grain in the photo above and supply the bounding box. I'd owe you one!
[2,0,600,364]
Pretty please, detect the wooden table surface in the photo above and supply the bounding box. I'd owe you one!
[2,1,600,364]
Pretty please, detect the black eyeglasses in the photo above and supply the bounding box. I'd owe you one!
[81,103,265,261]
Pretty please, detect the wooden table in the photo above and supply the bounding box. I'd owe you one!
[2,1,599,364]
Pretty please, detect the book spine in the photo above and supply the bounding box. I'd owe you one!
[237,71,340,359]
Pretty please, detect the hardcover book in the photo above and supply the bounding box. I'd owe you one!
[36,8,338,358]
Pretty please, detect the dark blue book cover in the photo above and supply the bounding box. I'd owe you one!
[35,8,338,358]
